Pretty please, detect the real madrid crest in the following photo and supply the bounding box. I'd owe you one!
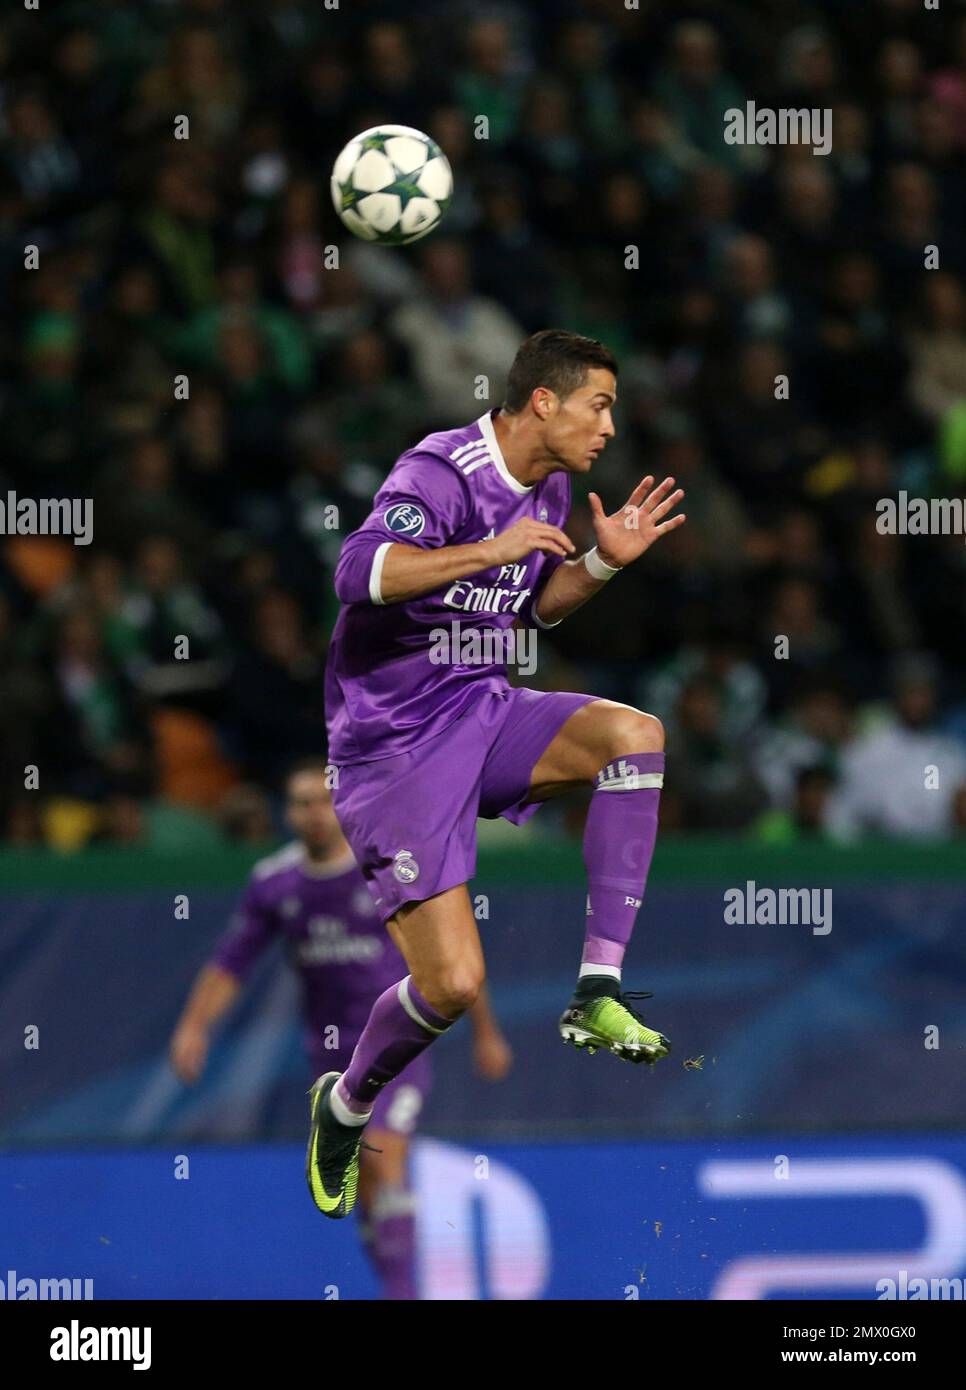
[392,849,420,884]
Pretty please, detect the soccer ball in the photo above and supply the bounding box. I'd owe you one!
[330,125,453,245]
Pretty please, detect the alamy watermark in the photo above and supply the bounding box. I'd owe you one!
[50,1321,151,1370]
[0,1268,94,1299]
[724,881,832,935]
[876,492,966,541]
[877,1270,964,1300]
[428,620,537,676]
[0,492,92,545]
[724,102,832,156]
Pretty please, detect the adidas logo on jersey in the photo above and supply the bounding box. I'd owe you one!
[450,436,490,478]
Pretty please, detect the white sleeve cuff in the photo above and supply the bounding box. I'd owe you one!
[583,546,622,581]
[532,602,564,629]
[369,542,393,605]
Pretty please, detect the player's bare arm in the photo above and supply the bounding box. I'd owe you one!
[169,964,241,1084]
[533,474,686,627]
[468,982,514,1080]
[378,517,576,604]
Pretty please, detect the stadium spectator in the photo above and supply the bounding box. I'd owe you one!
[389,238,524,425]
[827,654,966,839]
[755,765,838,842]
[652,21,745,172]
[663,673,770,831]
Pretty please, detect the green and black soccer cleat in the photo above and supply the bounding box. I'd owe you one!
[305,1072,368,1218]
[559,987,671,1065]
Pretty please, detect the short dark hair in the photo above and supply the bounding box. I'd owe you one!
[502,329,618,413]
[285,758,330,792]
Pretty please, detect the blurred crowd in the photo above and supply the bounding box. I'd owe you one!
[1,0,966,849]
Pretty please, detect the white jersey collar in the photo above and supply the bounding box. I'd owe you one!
[297,845,357,879]
[478,410,533,495]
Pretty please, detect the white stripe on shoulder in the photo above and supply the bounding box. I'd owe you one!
[455,442,488,464]
[450,435,485,460]
[459,452,491,477]
[252,841,305,880]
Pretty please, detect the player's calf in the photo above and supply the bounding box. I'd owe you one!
[357,1142,418,1301]
[536,702,671,1067]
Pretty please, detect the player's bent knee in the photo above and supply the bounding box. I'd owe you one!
[420,968,483,1020]
[603,708,664,757]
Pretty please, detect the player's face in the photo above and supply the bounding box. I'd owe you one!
[286,772,341,853]
[544,368,617,473]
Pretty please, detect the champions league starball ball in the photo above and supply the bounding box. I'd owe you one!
[330,124,454,245]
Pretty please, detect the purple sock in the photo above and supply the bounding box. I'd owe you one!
[361,1188,417,1300]
[580,752,664,980]
[337,977,453,1111]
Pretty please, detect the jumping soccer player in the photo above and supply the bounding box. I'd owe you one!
[170,760,512,1297]
[309,328,686,1219]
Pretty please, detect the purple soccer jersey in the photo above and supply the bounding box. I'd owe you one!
[212,842,408,1060]
[325,408,572,764]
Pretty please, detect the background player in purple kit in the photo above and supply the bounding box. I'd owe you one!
[308,329,687,1219]
[170,760,512,1298]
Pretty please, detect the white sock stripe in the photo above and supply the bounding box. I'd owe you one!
[578,963,622,981]
[397,977,449,1035]
[595,759,664,792]
[328,1078,372,1126]
[371,1185,417,1220]
[595,773,664,791]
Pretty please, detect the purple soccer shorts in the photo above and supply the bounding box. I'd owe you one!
[332,687,598,924]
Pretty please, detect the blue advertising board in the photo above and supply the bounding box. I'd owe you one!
[2,1133,965,1300]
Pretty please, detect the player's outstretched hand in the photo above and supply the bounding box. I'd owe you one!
[170,1022,209,1085]
[483,516,577,567]
[588,475,686,569]
[474,1029,514,1081]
